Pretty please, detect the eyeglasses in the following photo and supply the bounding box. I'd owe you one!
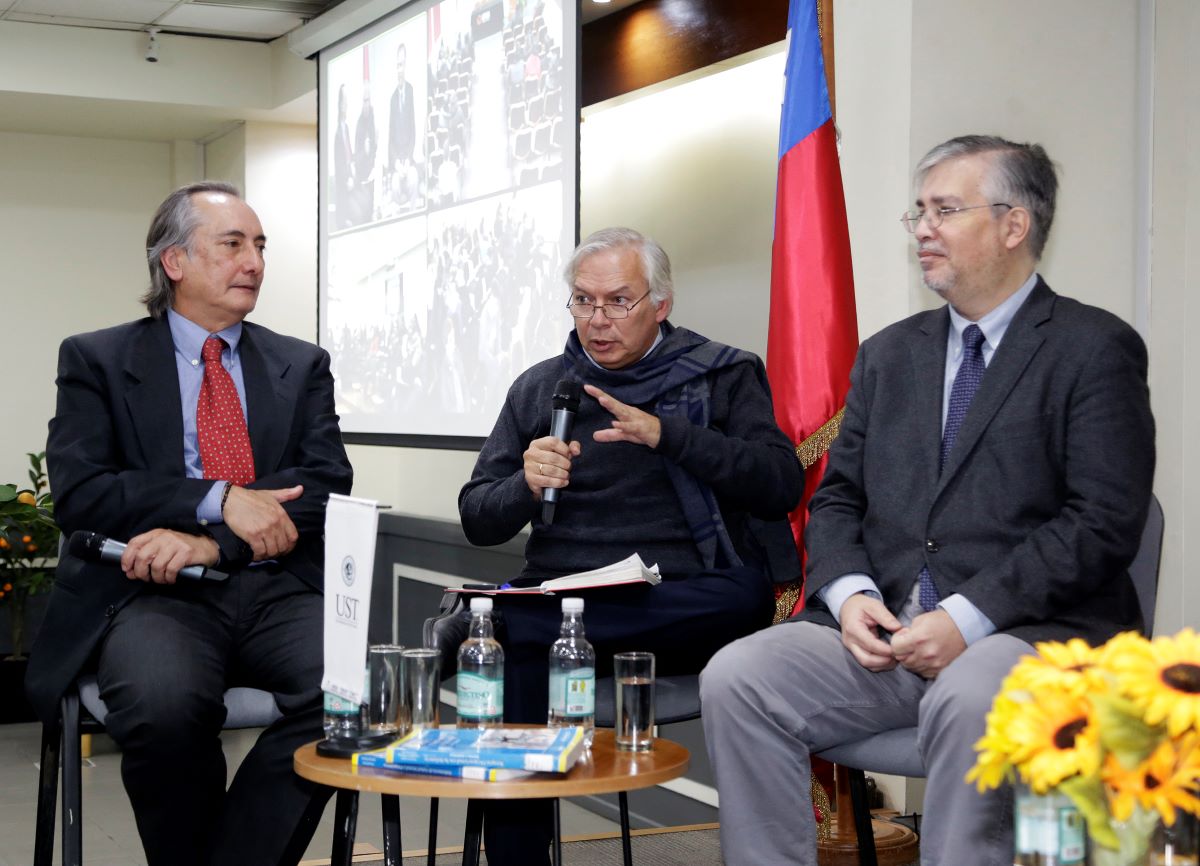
[566,291,651,319]
[900,203,1013,232]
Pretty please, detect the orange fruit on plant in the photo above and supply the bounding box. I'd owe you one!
[16,491,36,506]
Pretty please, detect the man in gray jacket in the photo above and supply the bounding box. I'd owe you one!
[701,135,1155,866]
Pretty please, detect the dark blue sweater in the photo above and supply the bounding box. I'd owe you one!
[459,330,803,581]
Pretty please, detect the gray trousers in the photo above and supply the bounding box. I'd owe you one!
[699,621,1033,866]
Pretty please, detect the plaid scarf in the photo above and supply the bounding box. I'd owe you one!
[563,322,761,569]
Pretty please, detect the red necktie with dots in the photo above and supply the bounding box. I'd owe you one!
[197,336,256,486]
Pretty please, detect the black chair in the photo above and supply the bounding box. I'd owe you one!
[816,494,1165,866]
[33,676,284,866]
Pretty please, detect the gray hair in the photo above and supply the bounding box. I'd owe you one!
[563,227,674,305]
[914,135,1058,259]
[142,181,242,318]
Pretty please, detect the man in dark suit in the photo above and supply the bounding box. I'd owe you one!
[701,135,1155,865]
[387,43,416,182]
[27,182,353,866]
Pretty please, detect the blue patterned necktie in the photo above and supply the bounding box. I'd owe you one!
[919,323,987,612]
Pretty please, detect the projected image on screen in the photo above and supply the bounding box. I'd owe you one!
[320,0,577,443]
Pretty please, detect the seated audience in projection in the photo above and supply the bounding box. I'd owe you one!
[26,182,353,866]
[700,135,1156,866]
[321,0,572,440]
[457,227,804,866]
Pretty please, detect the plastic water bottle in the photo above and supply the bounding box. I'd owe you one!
[548,597,596,747]
[457,597,505,728]
[1013,786,1085,865]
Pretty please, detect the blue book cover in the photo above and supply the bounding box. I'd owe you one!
[372,726,586,772]
[351,750,534,780]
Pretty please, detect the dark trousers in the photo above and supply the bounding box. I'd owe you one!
[96,565,330,866]
[482,565,774,866]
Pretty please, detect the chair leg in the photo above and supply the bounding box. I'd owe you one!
[619,790,633,866]
[846,768,879,866]
[426,797,439,866]
[331,789,359,866]
[551,799,562,866]
[462,799,483,866]
[61,692,83,866]
[381,794,401,866]
[33,718,61,866]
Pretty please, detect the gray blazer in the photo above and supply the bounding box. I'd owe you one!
[801,279,1155,646]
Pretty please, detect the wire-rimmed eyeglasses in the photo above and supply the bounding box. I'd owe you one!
[566,291,651,319]
[900,202,1013,232]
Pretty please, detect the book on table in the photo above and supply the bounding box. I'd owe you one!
[352,726,587,774]
[449,553,661,595]
[351,753,533,781]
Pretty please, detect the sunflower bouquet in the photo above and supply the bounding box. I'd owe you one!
[968,630,1200,859]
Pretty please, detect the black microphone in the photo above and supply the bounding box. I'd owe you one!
[67,530,229,582]
[542,378,582,525]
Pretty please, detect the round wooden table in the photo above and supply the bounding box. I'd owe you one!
[294,728,690,866]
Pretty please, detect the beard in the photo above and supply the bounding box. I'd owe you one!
[921,265,955,296]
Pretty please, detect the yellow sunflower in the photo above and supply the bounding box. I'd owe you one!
[1111,628,1200,737]
[1102,735,1200,824]
[969,692,1024,791]
[1020,638,1108,697]
[970,685,1100,793]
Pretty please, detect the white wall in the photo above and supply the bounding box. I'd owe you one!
[0,131,171,488]
[1146,0,1199,637]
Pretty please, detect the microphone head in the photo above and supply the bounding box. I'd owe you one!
[551,379,582,412]
[67,530,105,562]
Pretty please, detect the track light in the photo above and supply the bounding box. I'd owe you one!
[146,28,160,63]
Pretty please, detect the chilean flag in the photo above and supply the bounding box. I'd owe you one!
[767,0,858,610]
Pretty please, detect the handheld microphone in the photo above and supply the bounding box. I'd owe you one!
[67,530,229,582]
[542,378,582,525]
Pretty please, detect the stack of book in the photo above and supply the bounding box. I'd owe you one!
[352,726,587,781]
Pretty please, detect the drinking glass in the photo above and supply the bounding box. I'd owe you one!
[613,651,655,751]
[402,648,442,731]
[367,644,408,736]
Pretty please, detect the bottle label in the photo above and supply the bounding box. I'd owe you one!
[550,668,595,716]
[457,672,504,719]
[1014,789,1084,864]
[324,691,357,716]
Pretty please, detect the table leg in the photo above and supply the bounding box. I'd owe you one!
[427,797,439,866]
[462,799,483,866]
[619,791,633,866]
[332,789,359,866]
[381,794,402,866]
[552,799,562,866]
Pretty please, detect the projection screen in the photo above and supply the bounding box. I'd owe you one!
[318,0,579,447]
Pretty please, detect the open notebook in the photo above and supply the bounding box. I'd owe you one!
[449,553,661,595]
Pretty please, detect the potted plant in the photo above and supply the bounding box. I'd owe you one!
[0,452,57,662]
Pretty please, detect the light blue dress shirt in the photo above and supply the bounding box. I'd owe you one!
[819,273,1040,645]
[167,309,249,526]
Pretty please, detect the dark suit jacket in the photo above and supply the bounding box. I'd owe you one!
[25,316,353,723]
[388,81,416,167]
[801,279,1155,646]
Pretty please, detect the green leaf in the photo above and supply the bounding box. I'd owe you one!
[0,485,16,504]
[1059,775,1120,850]
[1092,692,1161,767]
